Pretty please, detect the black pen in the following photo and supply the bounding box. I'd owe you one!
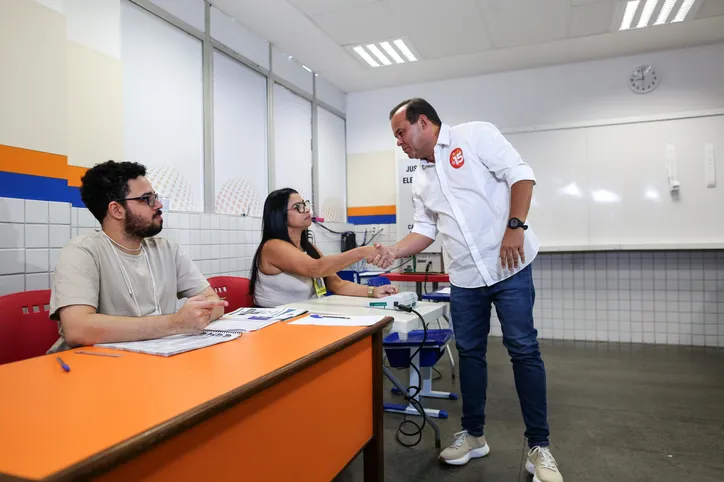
[56,357,70,372]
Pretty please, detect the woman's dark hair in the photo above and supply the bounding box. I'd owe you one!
[249,188,320,296]
[80,160,147,223]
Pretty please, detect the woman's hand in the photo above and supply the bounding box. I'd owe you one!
[373,284,399,298]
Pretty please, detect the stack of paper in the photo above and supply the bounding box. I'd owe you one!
[93,307,308,357]
[206,307,308,333]
[95,332,240,357]
[289,315,384,327]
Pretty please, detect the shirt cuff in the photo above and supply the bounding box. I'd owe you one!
[411,223,437,240]
[506,165,537,188]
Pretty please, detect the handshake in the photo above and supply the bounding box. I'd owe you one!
[365,243,396,269]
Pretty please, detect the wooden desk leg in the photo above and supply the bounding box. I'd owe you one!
[364,330,384,482]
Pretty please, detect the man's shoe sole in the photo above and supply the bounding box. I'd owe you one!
[440,444,490,466]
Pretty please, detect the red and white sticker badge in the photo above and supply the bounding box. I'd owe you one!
[449,148,465,169]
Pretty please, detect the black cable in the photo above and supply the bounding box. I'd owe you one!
[393,303,428,448]
[383,257,414,273]
[423,261,432,294]
[312,220,344,235]
[360,229,383,246]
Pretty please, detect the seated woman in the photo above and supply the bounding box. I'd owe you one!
[250,188,398,307]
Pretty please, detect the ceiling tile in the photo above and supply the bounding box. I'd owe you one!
[310,1,401,45]
[479,0,570,48]
[696,0,724,19]
[288,0,380,17]
[568,0,616,37]
[396,0,492,58]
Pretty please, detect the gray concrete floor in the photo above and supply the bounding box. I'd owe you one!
[335,338,724,482]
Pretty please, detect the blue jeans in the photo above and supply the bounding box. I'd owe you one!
[450,265,550,448]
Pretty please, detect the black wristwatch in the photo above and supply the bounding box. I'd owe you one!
[507,217,528,230]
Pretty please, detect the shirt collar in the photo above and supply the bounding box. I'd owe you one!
[420,123,451,168]
[436,123,451,147]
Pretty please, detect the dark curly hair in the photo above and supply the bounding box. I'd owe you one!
[80,160,147,223]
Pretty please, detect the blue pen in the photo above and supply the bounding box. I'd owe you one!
[311,314,350,319]
[56,356,70,372]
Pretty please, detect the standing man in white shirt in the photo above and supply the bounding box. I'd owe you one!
[370,98,563,482]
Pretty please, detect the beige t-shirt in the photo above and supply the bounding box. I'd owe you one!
[48,231,209,353]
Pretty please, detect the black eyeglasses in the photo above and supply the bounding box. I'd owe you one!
[122,192,159,207]
[288,200,311,213]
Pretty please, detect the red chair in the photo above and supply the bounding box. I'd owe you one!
[208,276,253,313]
[0,290,59,365]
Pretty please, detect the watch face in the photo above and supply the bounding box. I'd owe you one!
[509,218,520,228]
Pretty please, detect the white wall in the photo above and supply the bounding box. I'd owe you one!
[347,43,724,154]
[346,42,724,248]
[343,42,724,348]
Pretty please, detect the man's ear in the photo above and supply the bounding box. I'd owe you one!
[107,201,125,221]
[419,115,429,130]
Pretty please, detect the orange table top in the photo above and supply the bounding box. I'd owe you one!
[380,273,450,283]
[0,319,390,481]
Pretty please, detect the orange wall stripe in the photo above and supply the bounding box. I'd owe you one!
[0,144,68,180]
[347,205,396,217]
[66,165,88,188]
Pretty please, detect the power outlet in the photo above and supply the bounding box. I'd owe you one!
[414,252,444,273]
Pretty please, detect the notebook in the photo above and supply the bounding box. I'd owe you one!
[95,331,241,357]
[206,307,308,333]
[94,308,308,357]
[289,315,384,327]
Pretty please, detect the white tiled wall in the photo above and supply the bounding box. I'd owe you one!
[525,252,724,348]
[0,198,73,294]
[350,221,724,348]
[0,197,350,294]
[3,198,721,348]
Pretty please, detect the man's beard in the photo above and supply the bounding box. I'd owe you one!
[124,209,163,239]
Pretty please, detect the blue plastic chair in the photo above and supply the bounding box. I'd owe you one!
[366,276,391,287]
[337,270,360,284]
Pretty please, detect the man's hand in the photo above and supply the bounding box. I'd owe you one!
[367,243,396,269]
[500,228,525,271]
[173,295,228,333]
[373,284,399,298]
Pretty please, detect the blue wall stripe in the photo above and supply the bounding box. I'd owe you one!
[347,214,396,225]
[0,171,83,207]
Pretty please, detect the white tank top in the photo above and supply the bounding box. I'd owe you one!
[253,270,315,307]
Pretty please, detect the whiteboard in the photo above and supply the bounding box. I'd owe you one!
[395,154,441,253]
[507,114,724,250]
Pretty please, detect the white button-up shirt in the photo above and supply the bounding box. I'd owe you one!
[411,122,540,288]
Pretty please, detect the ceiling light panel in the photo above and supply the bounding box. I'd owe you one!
[620,0,640,30]
[673,0,696,22]
[654,0,677,24]
[348,38,419,68]
[618,0,702,31]
[637,0,659,28]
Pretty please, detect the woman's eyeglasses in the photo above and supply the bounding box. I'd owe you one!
[288,200,311,213]
[122,192,159,207]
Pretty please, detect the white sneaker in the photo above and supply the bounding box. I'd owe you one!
[438,430,490,466]
[526,446,563,482]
